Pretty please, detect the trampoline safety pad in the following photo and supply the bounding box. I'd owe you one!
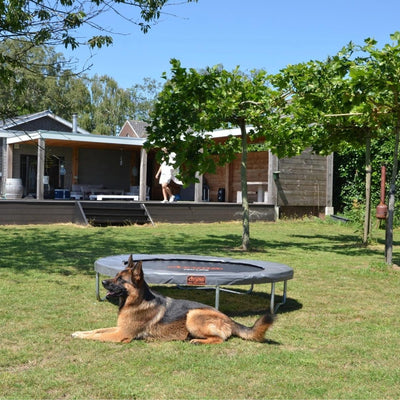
[94,254,294,313]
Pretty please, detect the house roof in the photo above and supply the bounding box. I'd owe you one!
[6,130,145,149]
[0,110,91,135]
[1,110,145,149]
[119,120,149,138]
[206,127,243,138]
[117,120,254,140]
[200,126,256,140]
[1,111,254,148]
[0,130,15,138]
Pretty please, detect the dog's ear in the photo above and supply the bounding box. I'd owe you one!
[126,254,134,269]
[125,256,143,283]
[130,261,144,283]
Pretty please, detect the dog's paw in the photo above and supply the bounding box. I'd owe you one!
[71,331,86,339]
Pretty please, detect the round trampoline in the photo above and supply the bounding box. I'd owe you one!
[94,254,294,313]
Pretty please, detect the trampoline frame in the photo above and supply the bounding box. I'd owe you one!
[94,254,293,313]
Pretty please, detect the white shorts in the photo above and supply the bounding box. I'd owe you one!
[159,174,171,185]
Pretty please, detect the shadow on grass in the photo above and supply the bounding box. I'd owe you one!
[147,285,302,317]
[0,230,258,275]
[0,226,395,276]
[267,233,400,257]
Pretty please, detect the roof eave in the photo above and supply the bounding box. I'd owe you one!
[6,130,146,146]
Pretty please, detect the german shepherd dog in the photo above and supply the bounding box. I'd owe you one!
[72,255,274,344]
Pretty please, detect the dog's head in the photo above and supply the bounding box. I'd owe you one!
[102,255,146,307]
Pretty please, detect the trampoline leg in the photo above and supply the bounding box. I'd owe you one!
[270,282,275,314]
[96,272,106,301]
[215,285,220,310]
[271,280,288,313]
[282,280,288,305]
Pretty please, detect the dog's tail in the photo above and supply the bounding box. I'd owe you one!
[232,311,275,342]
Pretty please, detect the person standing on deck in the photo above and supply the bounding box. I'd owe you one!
[155,149,182,203]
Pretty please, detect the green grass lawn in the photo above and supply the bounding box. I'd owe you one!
[0,219,399,399]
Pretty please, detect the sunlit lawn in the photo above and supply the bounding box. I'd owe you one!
[0,219,399,399]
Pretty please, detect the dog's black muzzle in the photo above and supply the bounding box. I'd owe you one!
[102,279,128,300]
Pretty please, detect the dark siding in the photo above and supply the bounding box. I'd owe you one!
[277,149,327,207]
[78,148,131,191]
[0,200,84,224]
[12,116,72,132]
[0,201,276,225]
[145,203,275,223]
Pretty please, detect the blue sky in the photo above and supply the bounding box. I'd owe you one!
[63,0,400,89]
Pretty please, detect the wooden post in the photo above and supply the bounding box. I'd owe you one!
[266,151,278,205]
[325,153,334,215]
[194,173,203,202]
[224,164,230,202]
[1,143,12,196]
[139,148,148,201]
[130,151,136,186]
[36,137,45,200]
[72,147,79,184]
[363,137,372,245]
[6,143,13,178]
[194,148,204,202]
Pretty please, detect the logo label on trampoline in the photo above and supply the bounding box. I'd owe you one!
[187,275,206,285]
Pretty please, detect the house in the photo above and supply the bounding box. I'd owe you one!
[0,111,333,218]
[0,111,149,200]
[119,120,149,138]
[148,127,333,217]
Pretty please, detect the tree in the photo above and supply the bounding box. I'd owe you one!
[146,59,289,250]
[334,134,399,221]
[351,33,400,264]
[0,0,197,120]
[0,41,160,134]
[1,0,197,50]
[273,33,400,263]
[80,75,161,135]
[87,75,131,135]
[272,44,389,245]
[128,78,162,120]
[0,39,92,119]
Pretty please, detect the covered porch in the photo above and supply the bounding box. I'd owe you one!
[3,130,211,203]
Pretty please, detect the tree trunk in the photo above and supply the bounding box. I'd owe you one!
[363,136,372,245]
[239,120,250,250]
[385,121,400,264]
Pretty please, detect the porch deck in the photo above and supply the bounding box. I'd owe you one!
[0,200,278,225]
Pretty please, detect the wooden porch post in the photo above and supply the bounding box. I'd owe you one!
[36,137,45,200]
[129,151,136,186]
[72,147,79,184]
[6,143,13,178]
[266,151,279,205]
[194,173,203,202]
[224,164,230,202]
[1,142,12,196]
[139,148,148,201]
[325,153,334,215]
